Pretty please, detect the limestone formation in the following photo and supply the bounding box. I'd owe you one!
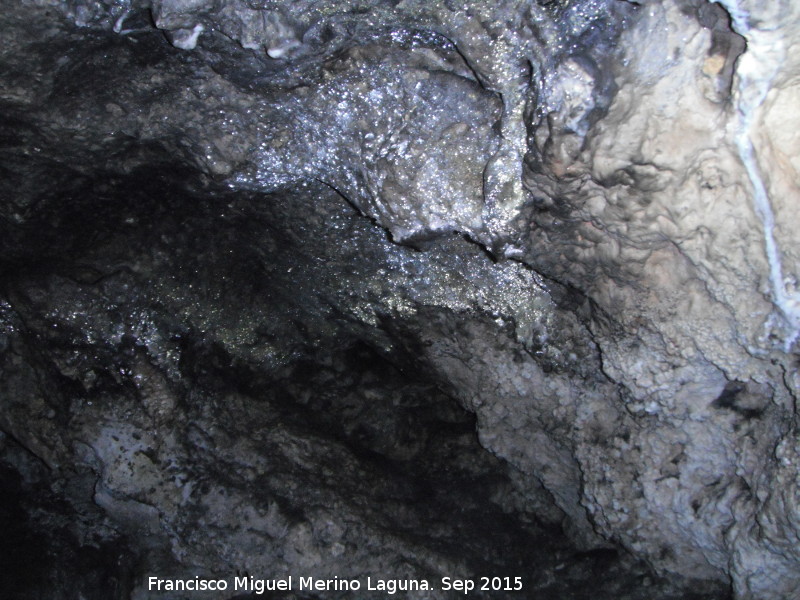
[1,1,798,598]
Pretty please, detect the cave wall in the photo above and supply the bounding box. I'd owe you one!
[1,0,799,599]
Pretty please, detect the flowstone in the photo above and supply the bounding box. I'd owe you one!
[1,1,799,598]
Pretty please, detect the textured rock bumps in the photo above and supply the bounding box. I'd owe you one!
[1,0,799,598]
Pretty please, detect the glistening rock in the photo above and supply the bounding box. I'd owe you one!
[1,1,798,599]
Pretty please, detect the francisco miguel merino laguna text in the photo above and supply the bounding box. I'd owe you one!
[148,575,434,595]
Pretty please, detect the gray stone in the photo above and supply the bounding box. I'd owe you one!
[1,0,798,598]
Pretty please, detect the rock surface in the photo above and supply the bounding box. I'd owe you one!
[1,0,799,599]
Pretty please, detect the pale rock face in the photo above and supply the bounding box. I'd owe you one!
[2,0,800,599]
[518,1,800,596]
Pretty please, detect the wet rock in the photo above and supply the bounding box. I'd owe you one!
[1,1,799,599]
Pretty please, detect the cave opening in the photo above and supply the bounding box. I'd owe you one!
[0,160,730,599]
